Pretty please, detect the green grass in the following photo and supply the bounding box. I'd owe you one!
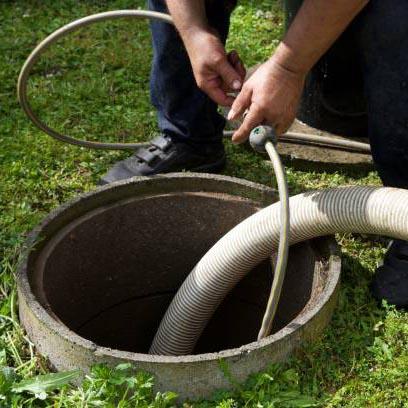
[1,0,407,406]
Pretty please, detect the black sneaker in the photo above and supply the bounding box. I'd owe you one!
[371,239,408,308]
[99,134,226,185]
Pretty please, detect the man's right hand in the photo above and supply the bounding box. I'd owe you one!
[183,30,246,107]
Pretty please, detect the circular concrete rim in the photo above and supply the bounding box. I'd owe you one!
[17,172,341,363]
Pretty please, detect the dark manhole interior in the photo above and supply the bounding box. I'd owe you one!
[33,192,317,355]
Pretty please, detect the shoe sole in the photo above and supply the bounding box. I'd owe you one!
[98,156,226,186]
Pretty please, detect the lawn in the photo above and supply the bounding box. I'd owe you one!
[0,0,407,406]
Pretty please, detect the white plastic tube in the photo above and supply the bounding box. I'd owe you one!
[18,10,371,154]
[150,186,408,355]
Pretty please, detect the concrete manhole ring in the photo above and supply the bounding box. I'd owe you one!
[17,173,341,400]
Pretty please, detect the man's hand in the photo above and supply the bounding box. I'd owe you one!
[166,0,368,142]
[183,30,246,107]
[228,58,305,144]
[226,0,369,144]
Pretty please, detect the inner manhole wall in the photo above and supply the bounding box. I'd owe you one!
[18,173,341,399]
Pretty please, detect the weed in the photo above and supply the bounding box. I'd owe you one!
[0,0,407,406]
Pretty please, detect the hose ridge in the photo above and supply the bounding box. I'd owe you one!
[150,186,408,355]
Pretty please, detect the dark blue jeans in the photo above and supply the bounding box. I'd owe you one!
[356,0,408,188]
[149,0,408,188]
[148,0,236,148]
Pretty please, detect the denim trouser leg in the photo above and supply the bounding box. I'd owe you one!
[356,0,408,188]
[148,0,236,148]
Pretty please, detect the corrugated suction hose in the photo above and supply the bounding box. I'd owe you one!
[150,179,408,356]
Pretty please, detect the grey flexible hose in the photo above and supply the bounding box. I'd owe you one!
[17,10,172,150]
[150,186,408,355]
[249,126,290,340]
[17,10,371,154]
[224,130,370,153]
[258,140,290,340]
[276,131,370,153]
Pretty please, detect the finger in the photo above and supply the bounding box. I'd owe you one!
[273,116,294,136]
[227,50,240,66]
[217,56,243,91]
[235,58,246,81]
[197,75,235,106]
[232,104,264,144]
[227,86,252,120]
[224,51,243,92]
[228,51,246,80]
[274,122,287,136]
[206,86,235,107]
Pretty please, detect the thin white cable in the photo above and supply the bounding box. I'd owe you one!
[257,140,290,340]
[18,10,371,154]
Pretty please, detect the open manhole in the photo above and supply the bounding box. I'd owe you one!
[18,173,341,399]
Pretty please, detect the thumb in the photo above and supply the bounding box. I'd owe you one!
[227,85,252,121]
[217,57,243,91]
